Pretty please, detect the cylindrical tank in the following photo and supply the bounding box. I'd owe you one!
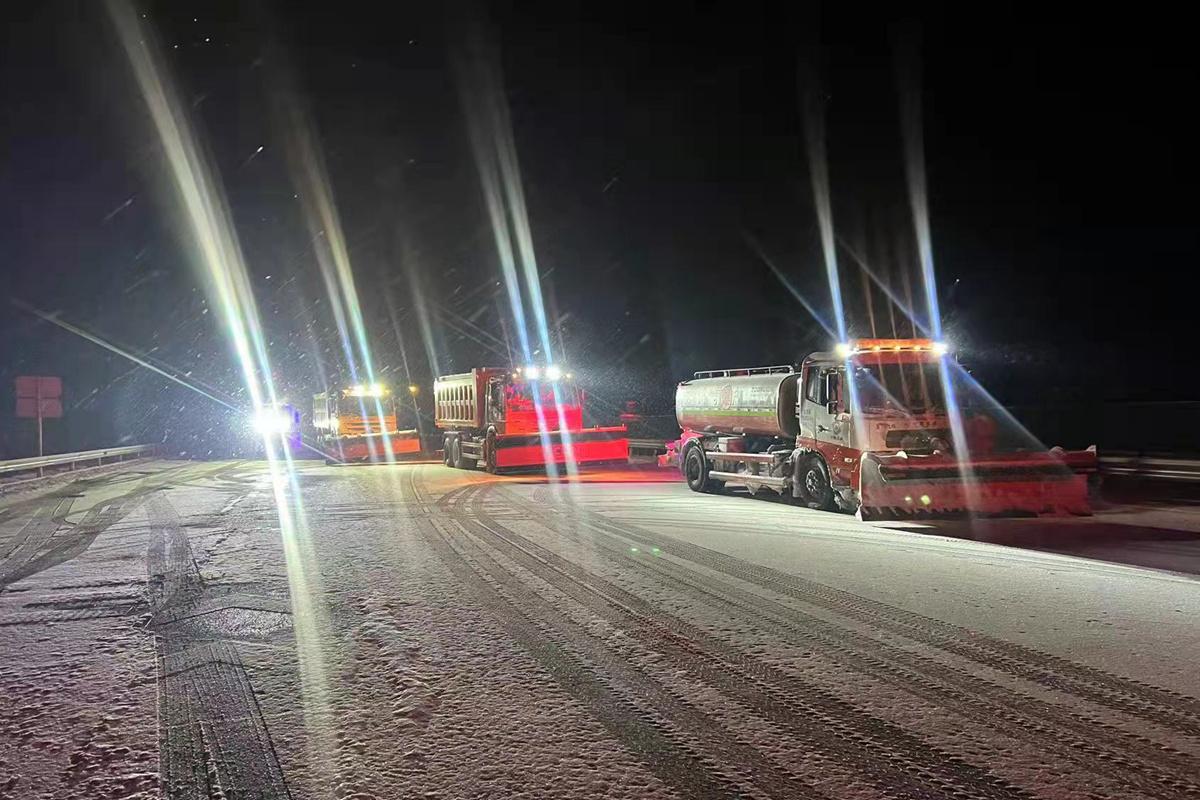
[676,372,800,438]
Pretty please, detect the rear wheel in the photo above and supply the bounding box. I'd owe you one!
[449,439,465,469]
[800,456,835,511]
[442,437,453,467]
[684,446,723,494]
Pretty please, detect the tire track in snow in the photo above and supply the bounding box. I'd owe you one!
[146,478,292,800]
[157,641,291,800]
[449,483,1030,800]
[0,495,75,588]
[0,463,207,591]
[510,484,1200,737]
[482,484,1200,799]
[408,473,807,800]
[147,493,203,612]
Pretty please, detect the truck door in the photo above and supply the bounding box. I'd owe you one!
[798,366,821,440]
[811,368,848,449]
[486,378,506,428]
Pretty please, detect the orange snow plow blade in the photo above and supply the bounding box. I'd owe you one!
[495,427,629,469]
[329,429,422,462]
[858,448,1095,520]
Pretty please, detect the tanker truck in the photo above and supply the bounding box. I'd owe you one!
[672,338,1096,519]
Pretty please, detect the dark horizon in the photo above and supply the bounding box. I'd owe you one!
[2,3,1196,457]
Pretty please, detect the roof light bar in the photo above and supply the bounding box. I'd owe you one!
[834,339,950,356]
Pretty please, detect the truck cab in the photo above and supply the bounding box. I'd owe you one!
[481,370,585,435]
[312,383,422,462]
[796,339,955,509]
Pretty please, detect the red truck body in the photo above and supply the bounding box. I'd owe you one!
[435,368,627,472]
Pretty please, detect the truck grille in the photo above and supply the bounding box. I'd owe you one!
[884,428,951,451]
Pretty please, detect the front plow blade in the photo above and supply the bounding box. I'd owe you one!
[858,450,1093,520]
[329,429,423,463]
[495,427,629,469]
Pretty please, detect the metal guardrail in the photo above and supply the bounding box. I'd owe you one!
[0,445,156,478]
[1099,454,1200,482]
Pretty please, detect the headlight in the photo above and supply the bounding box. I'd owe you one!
[543,365,563,381]
[522,366,541,380]
[931,342,949,356]
[252,409,294,435]
[347,383,386,398]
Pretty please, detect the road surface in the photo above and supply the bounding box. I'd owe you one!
[2,459,1199,799]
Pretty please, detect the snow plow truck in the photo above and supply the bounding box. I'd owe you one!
[435,366,628,472]
[312,383,422,462]
[671,338,1097,519]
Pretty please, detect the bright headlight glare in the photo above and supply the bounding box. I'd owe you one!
[932,342,950,356]
[347,383,386,398]
[523,366,540,380]
[544,365,563,381]
[253,409,293,435]
[834,343,852,358]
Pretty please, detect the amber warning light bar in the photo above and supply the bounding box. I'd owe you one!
[345,383,388,398]
[834,339,949,358]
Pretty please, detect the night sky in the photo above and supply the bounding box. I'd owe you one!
[2,3,1196,457]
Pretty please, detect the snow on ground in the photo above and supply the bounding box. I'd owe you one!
[2,459,1199,799]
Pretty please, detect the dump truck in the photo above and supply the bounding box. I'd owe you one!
[672,338,1096,518]
[312,382,422,462]
[435,366,628,472]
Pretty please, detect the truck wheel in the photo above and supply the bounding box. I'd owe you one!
[800,456,835,511]
[443,437,453,467]
[684,446,723,494]
[449,439,464,469]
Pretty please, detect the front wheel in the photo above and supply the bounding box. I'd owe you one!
[484,431,498,474]
[799,455,835,511]
[684,446,723,494]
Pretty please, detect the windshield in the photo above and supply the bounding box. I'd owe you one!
[337,395,394,417]
[506,381,580,411]
[851,362,945,414]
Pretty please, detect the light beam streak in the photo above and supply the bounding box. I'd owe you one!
[742,231,836,336]
[14,300,239,411]
[277,90,396,462]
[836,236,932,336]
[105,1,335,780]
[895,35,977,515]
[802,85,848,343]
[801,79,861,431]
[456,27,574,480]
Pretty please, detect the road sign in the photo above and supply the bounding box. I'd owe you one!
[15,376,63,472]
[16,376,62,412]
[16,397,63,418]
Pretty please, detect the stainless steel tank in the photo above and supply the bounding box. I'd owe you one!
[676,371,800,438]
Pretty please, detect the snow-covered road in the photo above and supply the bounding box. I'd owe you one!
[2,459,1199,799]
